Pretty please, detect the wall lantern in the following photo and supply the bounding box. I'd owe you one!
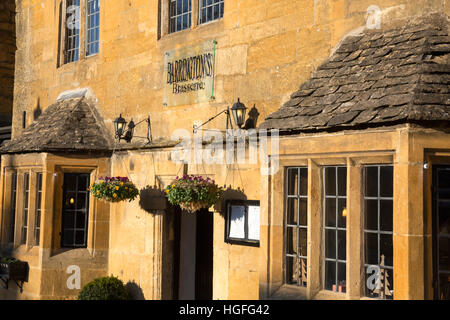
[114,114,152,143]
[193,98,250,133]
[231,98,247,129]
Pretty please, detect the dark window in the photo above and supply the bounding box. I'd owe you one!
[61,173,90,248]
[21,173,30,245]
[433,166,450,300]
[324,166,347,293]
[65,0,80,63]
[86,0,100,56]
[285,167,308,287]
[169,0,191,33]
[35,173,43,246]
[225,200,260,246]
[364,165,394,300]
[9,172,17,243]
[199,0,224,24]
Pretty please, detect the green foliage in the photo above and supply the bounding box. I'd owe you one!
[89,176,139,203]
[77,275,131,300]
[165,175,223,212]
[0,257,18,264]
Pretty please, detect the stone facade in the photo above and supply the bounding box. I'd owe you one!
[0,0,449,300]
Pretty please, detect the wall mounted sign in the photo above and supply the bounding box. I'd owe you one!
[163,40,216,107]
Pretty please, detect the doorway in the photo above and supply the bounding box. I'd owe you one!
[175,208,214,300]
[432,166,450,300]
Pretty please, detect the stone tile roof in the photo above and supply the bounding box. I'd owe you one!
[0,97,114,153]
[261,13,450,133]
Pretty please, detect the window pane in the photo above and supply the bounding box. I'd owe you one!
[439,202,450,234]
[338,230,346,261]
[337,198,347,229]
[286,256,297,285]
[63,211,75,228]
[439,237,449,271]
[286,227,297,255]
[76,211,86,229]
[365,232,379,265]
[286,198,298,225]
[298,258,307,286]
[325,260,336,291]
[325,167,336,196]
[380,234,393,267]
[365,200,378,231]
[299,168,308,196]
[325,198,336,227]
[337,167,347,197]
[337,262,346,292]
[299,198,307,227]
[380,166,393,198]
[75,230,85,245]
[299,228,307,257]
[380,200,393,232]
[365,167,378,197]
[325,229,336,259]
[287,168,298,195]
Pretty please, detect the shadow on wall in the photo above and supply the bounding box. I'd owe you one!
[214,187,247,216]
[125,280,145,300]
[138,186,168,214]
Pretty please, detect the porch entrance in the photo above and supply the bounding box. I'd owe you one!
[174,208,213,300]
[433,166,450,300]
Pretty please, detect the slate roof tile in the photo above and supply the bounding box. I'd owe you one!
[261,13,450,132]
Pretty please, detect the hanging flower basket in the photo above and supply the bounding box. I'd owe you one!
[165,175,223,213]
[89,176,139,203]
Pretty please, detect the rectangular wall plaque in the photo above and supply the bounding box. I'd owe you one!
[163,40,216,107]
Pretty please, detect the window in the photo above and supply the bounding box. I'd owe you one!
[225,200,260,246]
[86,0,100,56]
[35,173,43,246]
[61,173,90,248]
[169,0,192,33]
[21,173,30,245]
[285,168,308,286]
[364,165,394,299]
[324,166,347,293]
[199,0,224,24]
[8,172,17,243]
[64,0,81,63]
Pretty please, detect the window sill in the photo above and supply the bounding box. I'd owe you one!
[158,19,225,48]
[269,284,307,300]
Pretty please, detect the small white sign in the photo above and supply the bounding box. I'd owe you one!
[229,205,245,239]
[248,206,260,241]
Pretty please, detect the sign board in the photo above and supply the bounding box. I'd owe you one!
[226,200,260,246]
[163,40,216,107]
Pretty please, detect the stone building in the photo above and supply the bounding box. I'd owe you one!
[0,0,15,142]
[0,0,449,300]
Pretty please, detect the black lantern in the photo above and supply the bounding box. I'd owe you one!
[231,98,247,129]
[114,114,127,139]
[113,114,152,143]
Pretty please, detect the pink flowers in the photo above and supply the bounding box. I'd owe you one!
[99,176,129,183]
[177,174,215,184]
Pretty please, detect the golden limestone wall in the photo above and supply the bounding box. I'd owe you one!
[0,0,15,125]
[12,0,450,138]
[8,0,450,300]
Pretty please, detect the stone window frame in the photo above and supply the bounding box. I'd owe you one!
[1,168,43,249]
[159,0,224,39]
[57,0,101,67]
[51,165,99,253]
[269,154,394,300]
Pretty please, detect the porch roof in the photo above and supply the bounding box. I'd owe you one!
[0,97,114,154]
[260,13,450,133]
